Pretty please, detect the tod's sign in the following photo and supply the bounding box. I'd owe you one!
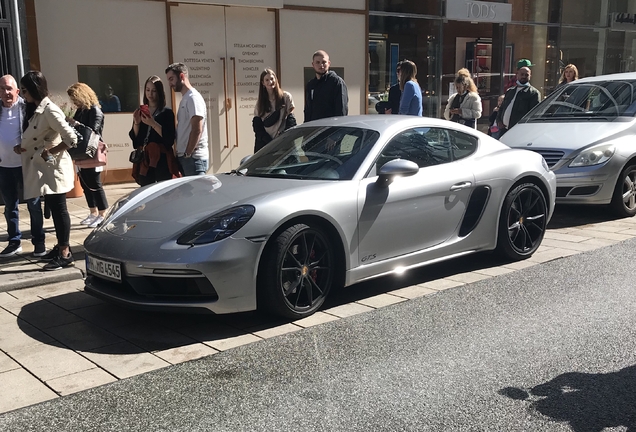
[446,0,512,24]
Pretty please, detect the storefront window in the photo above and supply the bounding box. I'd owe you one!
[561,0,607,26]
[508,0,561,24]
[369,15,441,117]
[559,27,604,79]
[605,29,636,74]
[369,0,441,16]
[77,65,139,113]
[505,24,558,96]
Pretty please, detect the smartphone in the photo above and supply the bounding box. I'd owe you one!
[139,104,150,117]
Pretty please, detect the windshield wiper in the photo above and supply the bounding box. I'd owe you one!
[229,169,245,176]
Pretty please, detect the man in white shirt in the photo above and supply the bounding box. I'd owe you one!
[0,75,45,257]
[497,60,541,137]
[165,63,208,176]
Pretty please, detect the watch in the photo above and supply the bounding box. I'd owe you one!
[184,152,192,158]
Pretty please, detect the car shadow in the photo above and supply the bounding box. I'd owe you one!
[548,204,630,229]
[13,206,633,356]
[499,365,636,431]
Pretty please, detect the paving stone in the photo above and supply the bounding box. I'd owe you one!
[154,343,218,365]
[0,368,58,413]
[109,323,197,352]
[323,302,375,318]
[46,367,116,396]
[502,260,539,270]
[16,299,83,330]
[80,342,169,380]
[445,272,491,284]
[250,323,303,339]
[356,293,407,308]
[7,279,84,300]
[580,238,619,248]
[9,342,95,381]
[473,266,516,277]
[543,231,592,242]
[293,311,340,328]
[69,303,141,329]
[389,285,437,299]
[44,290,104,310]
[540,238,601,252]
[420,278,465,291]
[0,350,20,373]
[0,319,56,354]
[527,248,578,263]
[567,229,633,242]
[43,321,123,351]
[203,333,262,352]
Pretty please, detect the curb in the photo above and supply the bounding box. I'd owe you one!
[0,267,84,293]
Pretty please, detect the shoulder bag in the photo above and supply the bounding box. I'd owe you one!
[129,123,151,164]
[75,140,107,169]
[68,123,100,161]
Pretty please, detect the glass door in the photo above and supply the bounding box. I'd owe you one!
[170,3,276,173]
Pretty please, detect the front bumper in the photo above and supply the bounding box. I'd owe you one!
[83,231,265,314]
[551,159,623,205]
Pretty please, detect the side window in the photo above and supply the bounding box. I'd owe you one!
[448,129,478,160]
[373,127,452,174]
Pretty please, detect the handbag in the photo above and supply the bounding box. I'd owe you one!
[75,141,108,169]
[129,121,151,164]
[68,123,99,161]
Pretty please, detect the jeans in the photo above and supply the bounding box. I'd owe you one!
[44,193,71,248]
[178,157,208,176]
[78,168,108,210]
[0,166,45,245]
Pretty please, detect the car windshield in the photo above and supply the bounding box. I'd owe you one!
[524,79,636,122]
[236,126,380,180]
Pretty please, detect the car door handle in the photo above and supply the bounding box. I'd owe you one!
[450,181,472,191]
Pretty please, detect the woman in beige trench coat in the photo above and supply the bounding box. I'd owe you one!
[16,71,78,271]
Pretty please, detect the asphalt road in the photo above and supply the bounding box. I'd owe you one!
[1,237,636,431]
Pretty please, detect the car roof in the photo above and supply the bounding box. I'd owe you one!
[574,71,636,84]
[297,115,472,135]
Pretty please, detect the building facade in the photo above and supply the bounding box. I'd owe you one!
[5,0,636,182]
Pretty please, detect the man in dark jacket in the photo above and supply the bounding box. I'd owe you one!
[497,65,541,136]
[304,50,348,122]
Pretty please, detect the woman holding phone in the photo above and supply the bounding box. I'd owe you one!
[130,75,177,186]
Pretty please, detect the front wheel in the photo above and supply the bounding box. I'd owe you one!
[610,164,636,218]
[496,183,547,261]
[259,223,335,319]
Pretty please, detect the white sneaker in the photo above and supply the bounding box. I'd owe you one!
[88,216,104,228]
[80,214,98,225]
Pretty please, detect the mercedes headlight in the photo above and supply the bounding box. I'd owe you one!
[569,143,615,167]
[177,205,255,245]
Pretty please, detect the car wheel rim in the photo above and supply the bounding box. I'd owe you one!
[621,169,636,211]
[507,187,546,254]
[279,229,333,312]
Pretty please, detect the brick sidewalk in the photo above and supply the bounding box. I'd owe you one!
[1,196,636,414]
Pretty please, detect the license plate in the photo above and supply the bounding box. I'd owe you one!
[86,255,122,282]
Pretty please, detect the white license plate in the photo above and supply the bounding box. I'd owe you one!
[86,255,122,282]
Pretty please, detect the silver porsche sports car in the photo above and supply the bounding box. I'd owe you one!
[84,116,556,319]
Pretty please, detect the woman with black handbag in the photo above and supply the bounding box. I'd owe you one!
[252,69,295,153]
[17,71,78,270]
[67,82,108,228]
[129,75,177,186]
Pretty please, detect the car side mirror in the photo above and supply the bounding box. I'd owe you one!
[239,154,252,166]
[376,159,419,187]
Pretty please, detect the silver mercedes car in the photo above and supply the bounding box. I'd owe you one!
[501,72,636,217]
[84,116,556,319]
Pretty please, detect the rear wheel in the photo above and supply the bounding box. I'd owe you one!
[496,183,547,260]
[259,223,335,319]
[610,164,636,217]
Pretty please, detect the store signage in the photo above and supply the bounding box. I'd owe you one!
[445,0,512,24]
[611,13,636,32]
[177,0,283,8]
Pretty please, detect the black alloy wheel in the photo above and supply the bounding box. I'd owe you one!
[497,183,547,260]
[261,223,335,319]
[611,164,636,217]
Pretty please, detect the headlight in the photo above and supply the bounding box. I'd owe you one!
[177,205,255,245]
[569,143,615,167]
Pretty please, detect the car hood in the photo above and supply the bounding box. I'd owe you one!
[100,174,328,239]
[500,120,634,151]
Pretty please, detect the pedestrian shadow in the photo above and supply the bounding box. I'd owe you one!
[499,365,636,431]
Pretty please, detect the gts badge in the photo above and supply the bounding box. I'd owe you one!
[361,254,376,263]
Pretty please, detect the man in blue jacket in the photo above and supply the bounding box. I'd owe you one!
[304,50,348,122]
[0,75,45,257]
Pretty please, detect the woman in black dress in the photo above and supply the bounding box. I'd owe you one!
[129,75,178,186]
